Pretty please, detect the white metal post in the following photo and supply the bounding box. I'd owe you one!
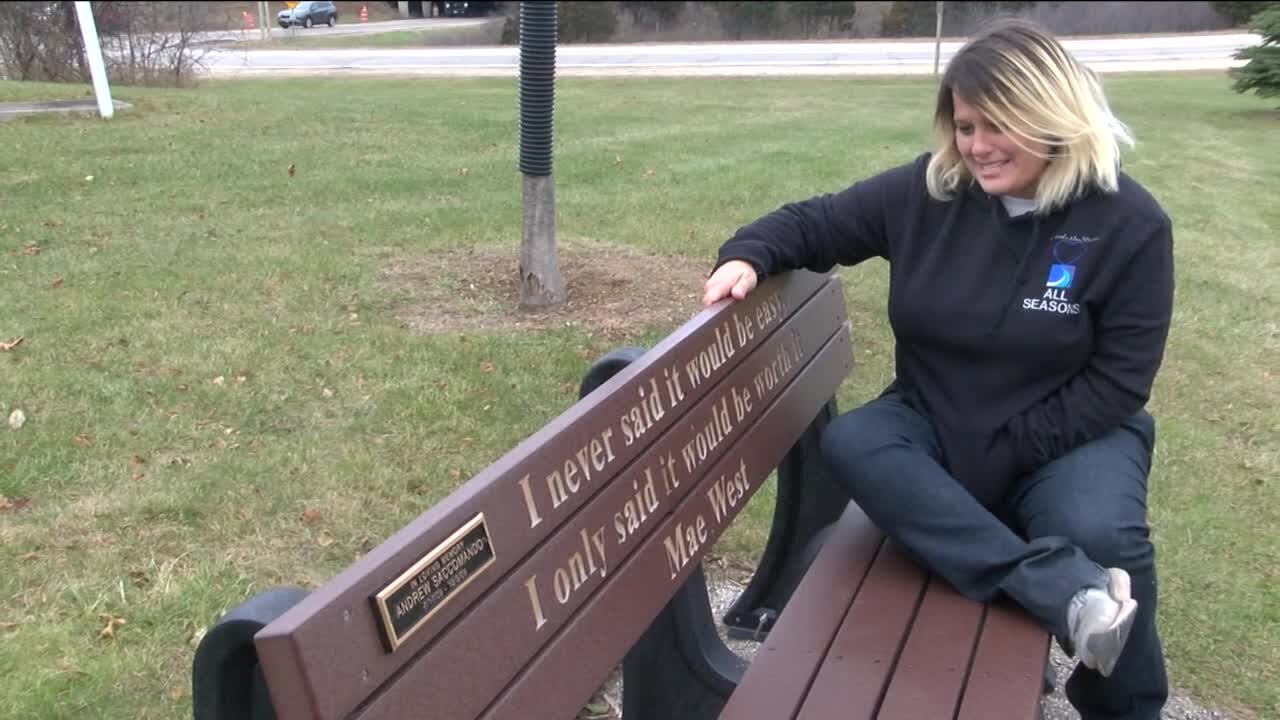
[260,1,271,41]
[934,2,944,78]
[73,1,113,119]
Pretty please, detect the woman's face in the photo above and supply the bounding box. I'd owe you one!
[952,92,1049,199]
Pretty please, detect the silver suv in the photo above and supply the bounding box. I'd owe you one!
[277,1,338,29]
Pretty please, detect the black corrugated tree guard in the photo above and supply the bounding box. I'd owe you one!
[518,1,565,310]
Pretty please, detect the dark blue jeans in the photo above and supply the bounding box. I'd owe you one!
[819,392,1168,720]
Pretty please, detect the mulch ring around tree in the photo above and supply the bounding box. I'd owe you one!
[382,241,714,340]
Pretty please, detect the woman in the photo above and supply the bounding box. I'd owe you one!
[703,18,1174,720]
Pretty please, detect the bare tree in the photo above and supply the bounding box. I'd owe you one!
[95,1,210,86]
[0,2,86,82]
[0,1,208,85]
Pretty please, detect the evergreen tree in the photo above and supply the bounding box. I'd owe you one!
[1229,3,1280,104]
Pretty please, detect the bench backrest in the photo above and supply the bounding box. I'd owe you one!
[253,270,854,720]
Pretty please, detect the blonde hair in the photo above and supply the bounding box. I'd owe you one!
[926,19,1134,214]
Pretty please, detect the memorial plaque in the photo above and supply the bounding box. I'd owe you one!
[371,514,496,652]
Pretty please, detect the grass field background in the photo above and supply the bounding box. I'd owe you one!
[1,71,1276,719]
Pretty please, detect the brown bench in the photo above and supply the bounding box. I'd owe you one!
[191,269,1050,720]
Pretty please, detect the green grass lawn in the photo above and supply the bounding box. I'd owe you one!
[0,72,1276,719]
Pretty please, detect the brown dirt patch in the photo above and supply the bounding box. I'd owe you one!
[382,242,713,339]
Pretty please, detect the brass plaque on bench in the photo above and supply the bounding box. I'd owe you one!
[371,513,496,652]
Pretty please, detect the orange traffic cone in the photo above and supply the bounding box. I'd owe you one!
[360,5,368,22]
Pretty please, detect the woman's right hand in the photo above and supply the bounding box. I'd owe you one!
[703,260,758,307]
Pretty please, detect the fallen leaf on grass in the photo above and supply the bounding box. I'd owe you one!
[168,686,185,701]
[17,552,40,562]
[8,410,26,429]
[479,361,496,374]
[0,337,23,351]
[287,163,296,178]
[72,433,94,448]
[50,276,64,289]
[128,570,150,588]
[0,622,18,632]
[0,496,32,513]
[17,243,41,256]
[98,613,126,640]
[211,375,225,386]
[300,508,322,524]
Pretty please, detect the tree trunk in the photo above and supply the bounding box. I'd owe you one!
[520,174,564,310]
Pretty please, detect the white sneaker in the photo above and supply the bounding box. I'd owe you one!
[1067,567,1138,677]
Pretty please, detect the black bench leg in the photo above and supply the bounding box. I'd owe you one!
[722,399,847,640]
[622,565,748,720]
[192,587,309,720]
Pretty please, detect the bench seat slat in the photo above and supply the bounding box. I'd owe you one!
[954,598,1050,720]
[875,577,986,720]
[795,542,928,720]
[721,509,1050,720]
[717,503,884,720]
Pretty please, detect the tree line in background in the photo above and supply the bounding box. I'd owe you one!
[547,1,1260,43]
[548,0,1277,104]
[1,0,1276,102]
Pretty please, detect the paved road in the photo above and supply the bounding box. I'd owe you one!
[0,99,131,121]
[203,32,1260,77]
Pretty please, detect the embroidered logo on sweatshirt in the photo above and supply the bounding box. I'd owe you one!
[1022,236,1089,315]
[1046,264,1075,288]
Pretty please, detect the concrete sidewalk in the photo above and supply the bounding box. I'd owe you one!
[0,98,131,121]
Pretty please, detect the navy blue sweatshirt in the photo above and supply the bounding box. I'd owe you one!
[716,152,1174,506]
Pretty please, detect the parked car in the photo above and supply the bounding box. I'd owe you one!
[278,1,338,28]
